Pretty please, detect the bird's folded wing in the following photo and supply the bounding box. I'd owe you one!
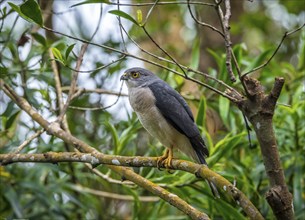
[148,81,209,158]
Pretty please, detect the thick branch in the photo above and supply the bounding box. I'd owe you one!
[0,152,263,220]
[0,79,209,220]
[240,77,293,220]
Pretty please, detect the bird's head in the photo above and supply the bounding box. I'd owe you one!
[120,67,157,89]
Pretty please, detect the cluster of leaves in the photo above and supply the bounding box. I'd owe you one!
[1,0,304,219]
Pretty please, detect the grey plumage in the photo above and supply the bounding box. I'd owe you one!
[121,67,219,197]
[147,80,209,164]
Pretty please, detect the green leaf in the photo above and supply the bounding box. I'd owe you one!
[9,0,43,26]
[214,197,247,220]
[4,187,24,218]
[208,133,246,166]
[51,47,64,63]
[20,0,43,26]
[8,2,22,15]
[5,111,20,130]
[0,66,8,78]
[233,43,247,67]
[136,9,143,25]
[104,122,119,154]
[65,43,76,60]
[219,95,230,128]
[70,0,109,8]
[2,102,16,117]
[190,38,200,69]
[108,10,139,26]
[297,32,305,70]
[196,96,206,128]
[293,163,302,211]
[32,33,46,46]
[243,49,273,73]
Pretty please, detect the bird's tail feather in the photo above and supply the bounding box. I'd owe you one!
[206,179,220,198]
[190,137,220,198]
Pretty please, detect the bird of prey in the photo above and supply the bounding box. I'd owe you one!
[121,67,218,196]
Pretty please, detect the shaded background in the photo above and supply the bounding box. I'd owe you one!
[0,0,304,219]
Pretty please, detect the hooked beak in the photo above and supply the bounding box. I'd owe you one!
[120,73,128,81]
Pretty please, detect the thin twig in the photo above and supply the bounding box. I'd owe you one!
[142,26,188,78]
[42,26,239,101]
[142,0,159,26]
[57,43,88,122]
[12,129,45,154]
[119,23,241,100]
[241,23,305,78]
[0,15,19,56]
[214,0,236,82]
[61,86,128,97]
[49,48,71,131]
[49,49,64,111]
[89,4,103,41]
[88,164,135,186]
[107,1,215,7]
[187,0,224,38]
[117,0,127,52]
[63,55,126,73]
[68,81,124,111]
[71,184,159,202]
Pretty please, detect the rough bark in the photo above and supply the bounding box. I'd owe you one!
[236,76,294,219]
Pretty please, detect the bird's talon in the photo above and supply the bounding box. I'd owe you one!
[157,159,164,170]
[195,168,202,178]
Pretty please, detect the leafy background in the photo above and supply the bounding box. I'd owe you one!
[0,0,304,219]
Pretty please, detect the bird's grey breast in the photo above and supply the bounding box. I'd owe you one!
[128,87,168,140]
[128,87,156,113]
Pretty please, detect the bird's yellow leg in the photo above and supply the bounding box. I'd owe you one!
[164,147,173,169]
[157,149,169,170]
[157,147,173,170]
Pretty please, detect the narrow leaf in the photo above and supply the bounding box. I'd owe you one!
[5,111,20,130]
[65,43,76,60]
[108,10,138,26]
[32,33,46,46]
[70,0,109,8]
[0,66,8,78]
[196,96,206,128]
[244,49,273,72]
[8,2,22,15]
[219,95,230,129]
[51,47,64,62]
[190,38,200,69]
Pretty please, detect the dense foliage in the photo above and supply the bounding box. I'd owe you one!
[0,0,304,219]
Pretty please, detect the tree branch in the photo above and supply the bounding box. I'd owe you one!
[11,129,44,154]
[241,23,305,78]
[214,0,236,82]
[61,86,128,97]
[187,0,225,38]
[42,26,240,102]
[240,77,294,219]
[71,184,159,202]
[0,151,264,220]
[0,79,210,220]
[57,43,88,122]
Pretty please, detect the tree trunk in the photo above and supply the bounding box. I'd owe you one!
[237,76,294,219]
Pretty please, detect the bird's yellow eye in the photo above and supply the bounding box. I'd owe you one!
[131,72,140,78]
